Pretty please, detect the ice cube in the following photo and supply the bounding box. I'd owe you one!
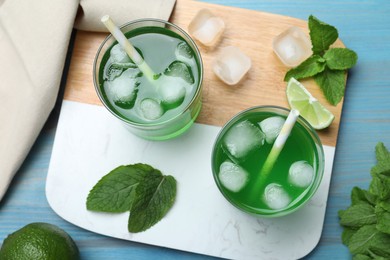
[259,116,286,144]
[108,68,141,109]
[219,161,248,192]
[104,62,138,81]
[175,42,194,63]
[164,60,195,85]
[288,161,314,188]
[264,183,291,210]
[273,26,312,67]
[188,9,225,47]
[158,60,193,109]
[139,98,164,120]
[212,46,251,85]
[158,76,187,109]
[223,120,265,161]
[110,44,131,63]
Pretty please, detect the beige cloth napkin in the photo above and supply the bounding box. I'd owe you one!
[0,0,176,201]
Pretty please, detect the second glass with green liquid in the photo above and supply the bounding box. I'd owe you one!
[212,106,324,217]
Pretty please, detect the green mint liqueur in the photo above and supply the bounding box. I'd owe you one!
[212,107,324,217]
[98,26,201,124]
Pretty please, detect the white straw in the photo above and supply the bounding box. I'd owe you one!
[101,15,155,82]
[256,109,300,186]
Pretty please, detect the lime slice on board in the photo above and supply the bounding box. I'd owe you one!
[286,78,335,130]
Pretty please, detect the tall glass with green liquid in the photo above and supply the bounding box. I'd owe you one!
[94,19,203,140]
[212,106,325,217]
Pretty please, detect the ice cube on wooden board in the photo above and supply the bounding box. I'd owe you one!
[188,9,225,47]
[273,26,312,67]
[212,46,251,85]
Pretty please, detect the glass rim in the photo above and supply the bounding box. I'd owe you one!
[93,18,204,128]
[211,105,325,217]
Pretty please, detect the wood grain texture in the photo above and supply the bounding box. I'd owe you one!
[64,0,345,147]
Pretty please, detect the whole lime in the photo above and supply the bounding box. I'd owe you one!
[0,222,79,260]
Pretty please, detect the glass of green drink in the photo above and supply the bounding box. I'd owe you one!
[211,106,325,217]
[94,19,203,140]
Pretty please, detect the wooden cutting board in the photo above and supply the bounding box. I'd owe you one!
[47,1,347,259]
[64,0,345,147]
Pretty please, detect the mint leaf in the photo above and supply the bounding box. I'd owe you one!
[351,187,377,206]
[324,48,358,70]
[379,200,390,211]
[372,142,390,176]
[314,68,346,105]
[342,227,358,246]
[348,224,390,255]
[353,254,372,260]
[340,142,390,259]
[128,170,176,233]
[370,237,390,258]
[338,209,346,218]
[284,55,326,81]
[348,225,376,254]
[353,253,389,260]
[86,163,177,233]
[309,15,339,54]
[375,203,390,235]
[369,173,390,200]
[339,204,377,228]
[86,165,145,212]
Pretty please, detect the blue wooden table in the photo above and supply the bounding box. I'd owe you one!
[1,0,389,259]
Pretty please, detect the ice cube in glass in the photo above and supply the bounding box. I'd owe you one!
[139,98,164,120]
[110,43,131,63]
[223,120,264,161]
[273,26,312,67]
[288,160,314,188]
[258,116,286,144]
[106,68,140,109]
[188,9,225,47]
[158,76,187,109]
[264,183,291,210]
[212,46,251,85]
[218,161,248,192]
[175,42,194,64]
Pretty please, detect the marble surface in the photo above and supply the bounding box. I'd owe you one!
[47,101,335,259]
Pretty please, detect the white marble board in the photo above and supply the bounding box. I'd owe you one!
[46,100,335,260]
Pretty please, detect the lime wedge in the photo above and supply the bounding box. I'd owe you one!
[286,78,335,130]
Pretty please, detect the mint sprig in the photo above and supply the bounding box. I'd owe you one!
[87,163,176,233]
[339,142,390,259]
[284,15,358,106]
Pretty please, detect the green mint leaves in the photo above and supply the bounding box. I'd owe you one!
[314,68,346,105]
[127,168,176,233]
[86,165,143,213]
[284,15,358,106]
[86,164,176,233]
[323,48,358,70]
[309,15,339,54]
[284,55,326,80]
[339,142,390,259]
